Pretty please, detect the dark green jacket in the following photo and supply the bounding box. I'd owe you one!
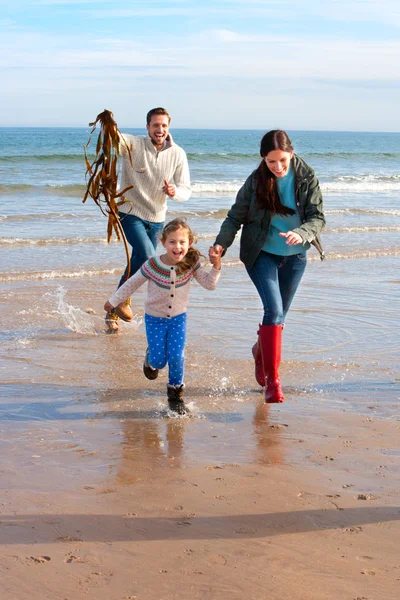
[215,154,326,267]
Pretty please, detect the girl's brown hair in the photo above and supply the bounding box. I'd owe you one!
[160,217,202,273]
[255,129,295,216]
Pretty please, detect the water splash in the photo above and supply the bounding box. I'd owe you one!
[49,286,142,335]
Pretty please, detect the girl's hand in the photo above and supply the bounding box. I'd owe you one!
[279,231,303,246]
[104,300,114,312]
[209,245,222,270]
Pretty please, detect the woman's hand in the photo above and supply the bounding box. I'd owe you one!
[104,300,114,312]
[279,231,303,246]
[208,245,222,270]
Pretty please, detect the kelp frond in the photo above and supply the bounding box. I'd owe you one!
[83,109,133,278]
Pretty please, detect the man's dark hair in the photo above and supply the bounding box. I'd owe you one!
[146,107,171,125]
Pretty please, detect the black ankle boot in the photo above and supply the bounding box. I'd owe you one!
[167,384,188,415]
[143,348,159,380]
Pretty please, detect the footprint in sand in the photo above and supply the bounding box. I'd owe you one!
[207,554,227,566]
[356,494,379,500]
[56,535,82,542]
[64,554,83,563]
[343,526,363,534]
[28,556,51,564]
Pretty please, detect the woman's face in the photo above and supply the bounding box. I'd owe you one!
[264,149,293,178]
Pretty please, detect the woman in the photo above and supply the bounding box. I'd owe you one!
[212,130,325,404]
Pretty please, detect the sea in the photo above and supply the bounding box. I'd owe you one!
[0,128,399,479]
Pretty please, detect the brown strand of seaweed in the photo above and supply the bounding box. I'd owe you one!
[83,108,133,279]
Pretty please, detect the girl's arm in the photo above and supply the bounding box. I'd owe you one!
[105,270,148,310]
[193,262,221,290]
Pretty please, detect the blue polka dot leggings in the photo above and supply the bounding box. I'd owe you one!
[145,312,187,386]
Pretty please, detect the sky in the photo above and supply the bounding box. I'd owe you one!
[1,0,400,130]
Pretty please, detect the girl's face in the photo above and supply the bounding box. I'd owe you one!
[264,149,293,178]
[162,227,191,264]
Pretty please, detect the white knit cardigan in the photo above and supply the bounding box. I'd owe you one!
[108,255,221,319]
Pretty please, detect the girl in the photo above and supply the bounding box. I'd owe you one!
[211,130,325,404]
[104,218,221,414]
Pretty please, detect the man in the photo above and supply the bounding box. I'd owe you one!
[106,107,191,332]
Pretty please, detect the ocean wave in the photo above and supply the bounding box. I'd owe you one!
[0,236,111,247]
[168,208,228,219]
[0,231,216,248]
[0,153,93,163]
[2,150,400,163]
[323,247,400,260]
[2,246,399,282]
[2,174,400,198]
[192,182,241,194]
[326,208,400,216]
[0,183,86,196]
[322,182,400,192]
[326,225,400,233]
[0,267,121,283]
[0,212,96,222]
[304,151,400,159]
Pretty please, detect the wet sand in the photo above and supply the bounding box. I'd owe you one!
[1,275,399,600]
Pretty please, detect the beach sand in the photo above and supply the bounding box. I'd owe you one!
[1,275,399,600]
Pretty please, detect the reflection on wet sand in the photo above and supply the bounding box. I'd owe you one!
[95,380,287,488]
[252,402,285,466]
[116,419,185,485]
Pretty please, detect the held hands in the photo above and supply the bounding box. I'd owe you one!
[279,231,303,246]
[104,300,114,312]
[162,179,176,197]
[208,245,223,270]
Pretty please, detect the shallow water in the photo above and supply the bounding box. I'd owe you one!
[1,128,399,498]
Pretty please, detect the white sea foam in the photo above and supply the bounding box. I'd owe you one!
[0,268,121,283]
[49,286,142,335]
[191,175,400,195]
[326,208,400,216]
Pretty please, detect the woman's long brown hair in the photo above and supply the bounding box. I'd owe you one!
[255,130,295,215]
[160,217,202,274]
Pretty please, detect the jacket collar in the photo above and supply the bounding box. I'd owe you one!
[293,154,314,184]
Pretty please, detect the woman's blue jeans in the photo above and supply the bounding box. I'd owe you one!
[245,251,307,325]
[118,213,164,287]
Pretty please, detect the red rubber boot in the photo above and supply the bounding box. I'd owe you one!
[259,324,285,403]
[252,325,265,387]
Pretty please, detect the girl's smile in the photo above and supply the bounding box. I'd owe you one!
[161,227,191,265]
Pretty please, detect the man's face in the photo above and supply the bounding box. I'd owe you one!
[146,114,170,149]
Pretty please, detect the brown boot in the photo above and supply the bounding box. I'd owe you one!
[114,298,133,322]
[105,310,119,333]
[259,324,285,403]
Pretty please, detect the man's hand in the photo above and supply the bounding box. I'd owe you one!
[208,245,223,270]
[162,179,176,197]
[104,301,114,312]
[279,231,303,246]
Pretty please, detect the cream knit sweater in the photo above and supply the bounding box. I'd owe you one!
[108,255,221,319]
[118,133,191,223]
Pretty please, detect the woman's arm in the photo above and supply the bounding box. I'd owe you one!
[293,175,325,244]
[214,173,254,253]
